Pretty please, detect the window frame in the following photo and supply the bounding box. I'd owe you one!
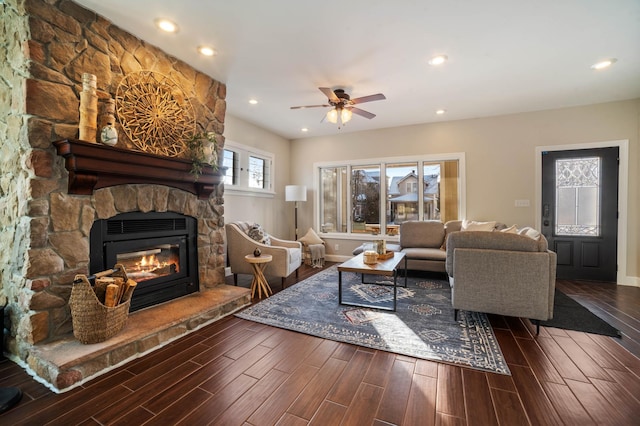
[223,140,276,197]
[314,152,466,240]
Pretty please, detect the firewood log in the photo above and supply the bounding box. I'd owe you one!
[121,279,138,304]
[95,277,115,304]
[104,284,119,307]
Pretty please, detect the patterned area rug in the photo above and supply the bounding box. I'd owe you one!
[236,266,510,375]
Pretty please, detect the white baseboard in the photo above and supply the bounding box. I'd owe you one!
[325,254,352,263]
[620,275,640,287]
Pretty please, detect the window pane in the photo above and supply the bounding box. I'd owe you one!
[386,162,418,235]
[222,149,236,185]
[555,157,600,236]
[248,156,265,189]
[437,160,459,223]
[422,162,441,221]
[320,167,347,233]
[352,165,380,234]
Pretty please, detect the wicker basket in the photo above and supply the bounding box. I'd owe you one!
[69,264,131,344]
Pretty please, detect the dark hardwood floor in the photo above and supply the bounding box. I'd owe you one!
[2,262,639,425]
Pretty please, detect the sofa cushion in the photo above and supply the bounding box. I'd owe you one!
[500,224,518,234]
[441,220,463,250]
[400,220,445,248]
[449,231,543,253]
[462,220,496,232]
[401,247,447,262]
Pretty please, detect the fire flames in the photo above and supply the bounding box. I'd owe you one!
[124,253,179,280]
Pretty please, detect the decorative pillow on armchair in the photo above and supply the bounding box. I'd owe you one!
[248,223,271,245]
[298,228,324,245]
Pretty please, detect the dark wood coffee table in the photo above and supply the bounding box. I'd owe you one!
[337,252,407,311]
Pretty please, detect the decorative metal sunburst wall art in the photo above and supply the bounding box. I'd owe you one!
[116,70,196,157]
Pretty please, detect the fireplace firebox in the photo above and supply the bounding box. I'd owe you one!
[90,212,198,311]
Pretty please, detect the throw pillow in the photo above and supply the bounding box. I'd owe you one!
[500,224,519,234]
[298,228,324,245]
[462,220,496,232]
[518,226,541,240]
[247,223,271,245]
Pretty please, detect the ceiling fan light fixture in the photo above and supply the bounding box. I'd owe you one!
[326,108,338,124]
[341,108,353,124]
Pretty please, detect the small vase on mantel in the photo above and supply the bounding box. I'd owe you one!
[99,98,118,146]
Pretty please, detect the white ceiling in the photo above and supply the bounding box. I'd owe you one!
[74,0,640,140]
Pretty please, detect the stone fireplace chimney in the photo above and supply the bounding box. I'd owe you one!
[0,0,230,379]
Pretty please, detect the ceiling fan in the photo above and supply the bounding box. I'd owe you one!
[291,87,386,126]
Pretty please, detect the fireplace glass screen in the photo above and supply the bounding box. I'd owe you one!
[116,243,180,282]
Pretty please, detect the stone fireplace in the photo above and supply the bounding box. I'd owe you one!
[0,0,250,391]
[90,211,199,312]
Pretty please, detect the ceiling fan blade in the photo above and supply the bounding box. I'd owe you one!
[350,93,386,104]
[290,104,330,109]
[350,107,376,119]
[319,87,340,103]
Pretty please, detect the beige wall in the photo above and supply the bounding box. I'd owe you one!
[223,114,295,239]
[289,99,640,284]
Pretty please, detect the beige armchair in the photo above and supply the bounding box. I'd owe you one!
[225,222,302,288]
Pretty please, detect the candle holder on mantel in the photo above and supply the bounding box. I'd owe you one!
[79,73,98,143]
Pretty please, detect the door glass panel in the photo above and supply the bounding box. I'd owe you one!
[555,157,600,236]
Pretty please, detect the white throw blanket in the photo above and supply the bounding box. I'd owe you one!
[308,243,325,268]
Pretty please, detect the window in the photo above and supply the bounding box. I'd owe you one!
[317,153,464,236]
[222,149,237,185]
[223,141,274,194]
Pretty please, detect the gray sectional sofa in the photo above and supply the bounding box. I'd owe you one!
[445,229,557,329]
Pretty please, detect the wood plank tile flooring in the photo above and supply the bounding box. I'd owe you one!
[1,263,639,425]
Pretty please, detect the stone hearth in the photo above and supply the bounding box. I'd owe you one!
[24,284,249,393]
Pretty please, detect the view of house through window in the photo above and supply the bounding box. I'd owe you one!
[319,156,461,236]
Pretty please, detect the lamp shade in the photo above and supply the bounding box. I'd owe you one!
[285,185,307,202]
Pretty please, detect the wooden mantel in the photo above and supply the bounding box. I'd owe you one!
[53,139,223,199]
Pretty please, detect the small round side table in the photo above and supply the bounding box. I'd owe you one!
[244,254,273,299]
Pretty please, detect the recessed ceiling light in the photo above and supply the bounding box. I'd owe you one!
[301,128,308,132]
[436,109,446,115]
[248,99,258,105]
[198,45,216,57]
[155,18,178,33]
[590,58,617,70]
[428,55,448,66]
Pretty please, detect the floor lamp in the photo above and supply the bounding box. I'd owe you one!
[285,185,307,240]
